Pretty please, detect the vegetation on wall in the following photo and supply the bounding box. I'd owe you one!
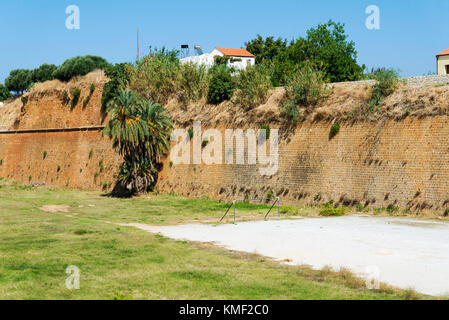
[0,83,11,101]
[53,55,109,82]
[102,63,131,111]
[246,20,365,85]
[207,65,235,104]
[368,68,401,112]
[103,90,173,195]
[71,88,81,110]
[281,61,329,123]
[5,69,32,94]
[31,64,57,83]
[232,64,273,109]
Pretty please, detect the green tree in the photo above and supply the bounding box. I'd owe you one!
[207,65,234,104]
[285,20,364,82]
[245,35,288,64]
[103,90,172,195]
[53,55,109,81]
[32,63,57,83]
[0,83,12,101]
[5,69,33,94]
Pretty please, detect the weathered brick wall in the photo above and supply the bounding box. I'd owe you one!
[159,117,449,213]
[0,130,121,191]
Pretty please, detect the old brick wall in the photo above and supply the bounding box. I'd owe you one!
[0,130,121,191]
[159,117,449,213]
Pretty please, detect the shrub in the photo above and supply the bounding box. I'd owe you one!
[53,55,109,81]
[233,64,272,109]
[261,125,270,139]
[43,151,47,159]
[32,64,57,83]
[71,88,80,110]
[102,63,130,111]
[188,128,194,139]
[207,65,234,104]
[178,62,210,103]
[62,90,70,105]
[319,200,346,217]
[21,96,28,107]
[0,83,12,101]
[5,69,33,94]
[280,100,301,124]
[373,68,400,97]
[284,61,328,107]
[266,188,275,202]
[330,122,340,138]
[368,68,400,112]
[127,49,180,105]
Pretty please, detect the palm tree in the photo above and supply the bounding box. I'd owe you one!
[103,89,172,194]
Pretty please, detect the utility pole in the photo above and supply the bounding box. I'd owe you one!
[137,28,140,61]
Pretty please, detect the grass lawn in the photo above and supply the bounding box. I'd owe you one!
[0,179,425,300]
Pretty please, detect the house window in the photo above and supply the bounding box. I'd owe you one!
[446,65,449,75]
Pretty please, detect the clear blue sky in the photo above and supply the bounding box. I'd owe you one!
[1,0,449,82]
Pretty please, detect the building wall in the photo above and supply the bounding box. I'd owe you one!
[437,55,449,75]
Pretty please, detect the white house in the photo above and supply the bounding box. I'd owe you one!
[437,47,449,75]
[180,47,255,70]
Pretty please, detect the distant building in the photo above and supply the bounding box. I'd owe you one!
[437,47,449,75]
[180,47,255,71]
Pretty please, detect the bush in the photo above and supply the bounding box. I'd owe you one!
[128,49,180,105]
[178,62,210,103]
[330,122,340,138]
[53,55,109,81]
[368,68,400,112]
[284,62,328,106]
[207,65,234,104]
[0,83,11,101]
[233,64,272,109]
[5,69,33,94]
[21,96,28,107]
[319,200,346,217]
[71,88,80,110]
[32,64,57,83]
[280,101,301,124]
[102,63,130,111]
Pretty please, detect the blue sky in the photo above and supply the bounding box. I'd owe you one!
[1,0,449,82]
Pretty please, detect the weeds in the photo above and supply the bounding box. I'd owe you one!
[233,64,272,109]
[319,200,346,217]
[71,88,80,110]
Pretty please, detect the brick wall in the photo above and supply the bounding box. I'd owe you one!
[0,130,121,191]
[159,117,449,213]
[1,113,448,213]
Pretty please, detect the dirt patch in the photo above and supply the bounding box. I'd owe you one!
[40,205,70,213]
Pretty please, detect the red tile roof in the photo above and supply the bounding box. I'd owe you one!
[437,47,449,57]
[215,47,255,58]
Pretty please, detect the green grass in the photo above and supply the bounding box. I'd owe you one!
[0,179,425,300]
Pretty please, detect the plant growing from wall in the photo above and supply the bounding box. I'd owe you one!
[103,89,173,195]
[232,64,272,109]
[62,90,70,105]
[71,88,80,110]
[368,68,400,112]
[329,122,340,139]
